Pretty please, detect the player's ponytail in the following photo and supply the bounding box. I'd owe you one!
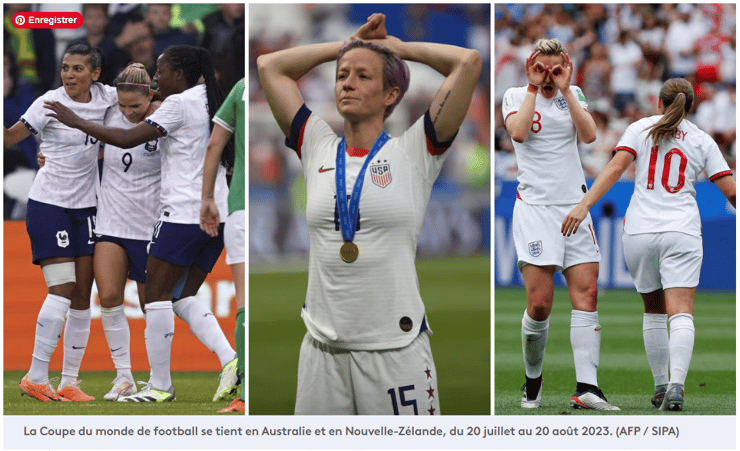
[114,62,151,96]
[645,78,694,146]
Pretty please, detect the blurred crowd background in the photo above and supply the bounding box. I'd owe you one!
[249,4,490,262]
[495,3,736,182]
[4,3,245,219]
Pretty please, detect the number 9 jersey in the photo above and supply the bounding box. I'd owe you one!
[501,85,590,205]
[614,116,732,236]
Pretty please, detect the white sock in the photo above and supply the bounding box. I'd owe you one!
[668,313,695,386]
[60,308,91,387]
[643,313,669,387]
[521,309,548,379]
[173,296,236,367]
[101,306,133,380]
[29,294,71,383]
[144,301,174,390]
[570,310,600,387]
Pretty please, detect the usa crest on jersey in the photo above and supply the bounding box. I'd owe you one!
[528,240,542,257]
[370,162,392,188]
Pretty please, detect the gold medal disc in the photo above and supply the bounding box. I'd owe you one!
[340,241,359,263]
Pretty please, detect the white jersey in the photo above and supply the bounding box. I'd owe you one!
[95,108,162,240]
[615,116,732,236]
[502,85,590,205]
[144,84,228,224]
[290,106,451,351]
[21,83,117,208]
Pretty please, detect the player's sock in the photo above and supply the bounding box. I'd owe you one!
[173,295,236,367]
[570,310,600,387]
[144,301,174,390]
[29,294,71,383]
[521,309,548,379]
[668,313,695,386]
[235,307,245,389]
[643,313,669,387]
[101,305,133,379]
[60,308,91,387]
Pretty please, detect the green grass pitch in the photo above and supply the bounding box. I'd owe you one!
[4,371,240,415]
[249,254,491,415]
[494,287,736,415]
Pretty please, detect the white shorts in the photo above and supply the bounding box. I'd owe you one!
[224,210,245,265]
[513,200,600,271]
[622,232,703,293]
[295,331,440,415]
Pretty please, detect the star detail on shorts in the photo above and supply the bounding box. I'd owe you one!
[424,367,432,379]
[428,406,436,415]
[427,386,435,399]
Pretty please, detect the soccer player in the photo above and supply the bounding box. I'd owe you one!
[45,45,237,403]
[4,44,118,402]
[562,78,736,411]
[201,78,246,413]
[502,38,619,410]
[257,13,481,415]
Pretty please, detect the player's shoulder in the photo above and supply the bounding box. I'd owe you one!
[503,86,526,98]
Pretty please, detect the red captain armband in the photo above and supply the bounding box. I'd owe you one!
[527,84,538,94]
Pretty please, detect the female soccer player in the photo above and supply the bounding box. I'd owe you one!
[502,38,619,410]
[562,78,736,412]
[45,45,237,403]
[257,13,481,415]
[201,77,246,413]
[4,44,118,402]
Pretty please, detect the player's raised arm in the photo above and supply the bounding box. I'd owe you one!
[372,34,481,142]
[4,122,31,148]
[505,51,545,143]
[257,41,344,137]
[551,52,597,144]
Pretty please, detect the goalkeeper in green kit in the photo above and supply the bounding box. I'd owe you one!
[200,78,245,413]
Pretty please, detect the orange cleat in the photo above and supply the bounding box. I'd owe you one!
[218,397,244,413]
[19,374,69,402]
[56,381,95,402]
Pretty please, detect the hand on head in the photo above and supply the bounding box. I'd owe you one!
[352,13,387,41]
[549,52,572,91]
[526,51,546,86]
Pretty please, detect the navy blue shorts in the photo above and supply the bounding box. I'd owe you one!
[26,199,96,265]
[148,221,224,273]
[96,235,149,284]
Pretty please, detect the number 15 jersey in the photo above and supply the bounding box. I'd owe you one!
[286,105,454,351]
[502,85,589,205]
[614,116,732,236]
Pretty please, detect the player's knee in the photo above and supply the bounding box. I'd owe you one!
[98,289,124,309]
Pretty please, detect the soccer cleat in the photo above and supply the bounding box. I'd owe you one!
[659,384,684,411]
[570,387,620,410]
[19,374,69,402]
[56,380,96,401]
[218,397,245,413]
[103,376,137,401]
[213,357,239,401]
[652,384,667,408]
[117,382,175,402]
[520,376,543,408]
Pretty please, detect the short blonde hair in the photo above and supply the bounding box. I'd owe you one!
[533,38,566,56]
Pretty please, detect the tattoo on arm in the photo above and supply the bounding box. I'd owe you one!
[432,91,451,125]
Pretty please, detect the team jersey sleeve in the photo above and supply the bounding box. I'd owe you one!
[144,94,184,136]
[501,87,523,123]
[213,79,243,133]
[397,111,454,182]
[19,91,53,135]
[703,135,733,181]
[100,84,119,107]
[285,104,336,163]
[613,121,641,159]
[571,85,589,110]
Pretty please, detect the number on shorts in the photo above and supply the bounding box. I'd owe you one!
[647,145,687,193]
[84,134,98,146]
[531,111,542,133]
[87,215,96,242]
[122,152,133,172]
[387,385,418,415]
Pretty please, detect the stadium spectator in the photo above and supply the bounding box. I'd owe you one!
[502,38,618,411]
[579,41,611,107]
[562,77,736,412]
[663,4,706,80]
[4,4,56,95]
[144,4,196,57]
[4,48,37,169]
[201,4,245,97]
[609,30,643,115]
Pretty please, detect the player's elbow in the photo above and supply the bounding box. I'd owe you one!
[509,128,528,143]
[461,49,482,79]
[580,130,597,144]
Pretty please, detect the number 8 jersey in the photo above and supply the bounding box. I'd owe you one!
[614,116,732,236]
[501,85,589,205]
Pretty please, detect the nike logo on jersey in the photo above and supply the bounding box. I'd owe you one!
[72,345,86,350]
[318,166,335,173]
[110,347,123,352]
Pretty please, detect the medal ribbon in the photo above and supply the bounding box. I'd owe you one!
[335,130,389,243]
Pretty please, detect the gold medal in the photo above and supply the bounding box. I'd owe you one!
[340,241,359,263]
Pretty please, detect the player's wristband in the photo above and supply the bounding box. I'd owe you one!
[527,83,538,94]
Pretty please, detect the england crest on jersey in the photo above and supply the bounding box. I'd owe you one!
[555,97,568,111]
[370,162,392,188]
[528,240,542,257]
